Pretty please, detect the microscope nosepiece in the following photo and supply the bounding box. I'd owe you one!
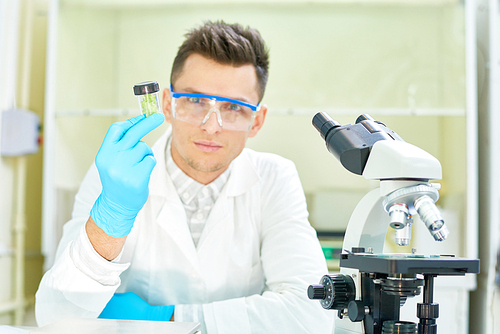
[414,195,449,241]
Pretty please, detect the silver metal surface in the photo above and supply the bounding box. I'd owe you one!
[414,195,449,241]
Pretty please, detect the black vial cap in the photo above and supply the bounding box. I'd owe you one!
[134,81,159,95]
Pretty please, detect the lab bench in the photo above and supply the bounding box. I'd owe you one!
[1,318,200,334]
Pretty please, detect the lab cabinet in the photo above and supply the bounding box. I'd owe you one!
[42,1,477,333]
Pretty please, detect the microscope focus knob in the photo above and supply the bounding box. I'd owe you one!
[308,285,326,300]
[307,274,355,310]
[348,300,368,322]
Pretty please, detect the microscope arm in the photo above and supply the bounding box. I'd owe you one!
[342,189,386,254]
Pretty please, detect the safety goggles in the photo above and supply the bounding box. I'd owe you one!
[170,84,261,132]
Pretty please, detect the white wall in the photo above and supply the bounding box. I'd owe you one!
[51,2,467,195]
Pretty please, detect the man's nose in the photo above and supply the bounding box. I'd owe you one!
[200,108,222,134]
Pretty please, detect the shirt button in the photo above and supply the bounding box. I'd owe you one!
[196,213,204,220]
[183,192,189,199]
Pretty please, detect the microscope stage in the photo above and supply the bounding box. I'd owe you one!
[340,253,480,275]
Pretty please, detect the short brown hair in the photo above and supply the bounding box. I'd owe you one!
[171,20,270,101]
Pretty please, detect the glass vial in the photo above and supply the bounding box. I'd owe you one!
[133,81,161,117]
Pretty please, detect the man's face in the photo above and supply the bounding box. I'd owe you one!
[162,53,267,184]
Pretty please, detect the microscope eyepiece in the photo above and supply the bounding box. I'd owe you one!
[312,112,341,140]
[355,114,374,124]
[355,113,387,127]
[312,112,404,175]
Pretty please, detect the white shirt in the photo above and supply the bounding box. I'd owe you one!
[35,128,334,333]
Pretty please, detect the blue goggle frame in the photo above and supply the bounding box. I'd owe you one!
[170,84,261,112]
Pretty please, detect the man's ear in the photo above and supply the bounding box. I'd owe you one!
[248,104,267,138]
[162,88,172,123]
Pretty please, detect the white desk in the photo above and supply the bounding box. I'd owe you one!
[0,318,201,334]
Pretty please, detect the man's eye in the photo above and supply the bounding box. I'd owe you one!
[226,103,242,112]
[188,97,203,104]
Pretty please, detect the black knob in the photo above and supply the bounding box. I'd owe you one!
[308,285,326,300]
[348,300,367,322]
[307,274,356,310]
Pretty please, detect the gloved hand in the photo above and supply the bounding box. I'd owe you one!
[99,292,175,321]
[90,113,164,238]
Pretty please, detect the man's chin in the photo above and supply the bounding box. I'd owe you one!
[188,160,228,174]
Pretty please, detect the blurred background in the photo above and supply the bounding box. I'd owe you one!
[0,0,498,333]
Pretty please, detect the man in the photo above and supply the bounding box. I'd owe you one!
[35,21,333,333]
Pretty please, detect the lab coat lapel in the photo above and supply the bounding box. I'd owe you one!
[196,150,260,297]
[196,187,231,253]
[149,129,200,269]
[155,196,199,267]
[225,149,261,197]
[197,149,260,249]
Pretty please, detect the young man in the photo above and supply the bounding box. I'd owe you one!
[35,21,333,333]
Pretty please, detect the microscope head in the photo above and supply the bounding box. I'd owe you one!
[363,140,442,181]
[313,112,449,246]
[312,111,441,181]
[362,137,448,244]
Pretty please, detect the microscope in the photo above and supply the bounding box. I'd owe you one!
[307,113,479,334]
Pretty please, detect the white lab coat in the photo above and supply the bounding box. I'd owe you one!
[35,128,334,333]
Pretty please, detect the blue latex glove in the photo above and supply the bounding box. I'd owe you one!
[90,113,164,238]
[99,292,175,321]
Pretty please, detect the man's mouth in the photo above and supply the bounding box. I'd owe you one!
[194,140,223,153]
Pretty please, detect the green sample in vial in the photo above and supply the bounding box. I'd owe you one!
[134,81,161,117]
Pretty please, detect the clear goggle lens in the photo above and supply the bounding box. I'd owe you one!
[170,92,260,132]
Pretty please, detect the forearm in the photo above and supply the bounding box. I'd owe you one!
[35,235,126,326]
[86,216,127,261]
[36,223,131,326]
[177,289,332,334]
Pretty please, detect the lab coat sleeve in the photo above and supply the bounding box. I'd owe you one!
[35,164,130,327]
[199,157,334,333]
[174,304,207,332]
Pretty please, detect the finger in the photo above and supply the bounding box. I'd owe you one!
[120,113,164,149]
[129,141,154,164]
[103,115,146,145]
[136,154,157,176]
